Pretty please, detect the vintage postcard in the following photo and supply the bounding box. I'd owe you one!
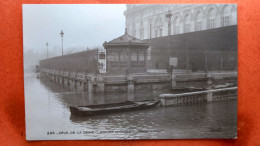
[23,4,237,140]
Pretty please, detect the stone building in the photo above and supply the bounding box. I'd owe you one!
[124,4,237,40]
[124,4,238,71]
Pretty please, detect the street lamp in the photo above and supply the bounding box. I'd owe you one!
[60,30,64,56]
[165,10,173,89]
[165,10,172,57]
[165,10,172,36]
[46,42,48,58]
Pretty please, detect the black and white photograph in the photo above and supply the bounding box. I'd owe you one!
[23,4,238,140]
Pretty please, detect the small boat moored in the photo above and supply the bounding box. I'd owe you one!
[69,100,160,116]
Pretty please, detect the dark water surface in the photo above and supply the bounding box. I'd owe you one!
[25,70,237,140]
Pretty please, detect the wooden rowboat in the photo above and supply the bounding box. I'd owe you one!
[69,100,160,116]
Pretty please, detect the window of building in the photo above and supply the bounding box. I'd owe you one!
[184,24,190,33]
[222,6,231,27]
[119,50,128,68]
[159,28,163,37]
[112,52,119,62]
[154,17,163,38]
[196,21,202,31]
[138,51,145,62]
[131,50,137,61]
[108,51,119,68]
[208,18,215,29]
[119,51,128,62]
[222,16,230,26]
[174,26,179,34]
[107,53,114,62]
[183,14,191,33]
[173,16,180,35]
[195,11,203,31]
[155,29,158,38]
[208,8,217,29]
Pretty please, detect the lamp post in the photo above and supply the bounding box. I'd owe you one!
[60,30,64,56]
[46,42,48,58]
[165,10,172,58]
[165,10,173,88]
[165,10,172,36]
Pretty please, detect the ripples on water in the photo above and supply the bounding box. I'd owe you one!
[24,71,237,140]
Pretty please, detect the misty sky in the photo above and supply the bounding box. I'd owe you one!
[23,4,126,54]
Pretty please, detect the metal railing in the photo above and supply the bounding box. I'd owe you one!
[160,87,237,106]
[160,87,237,99]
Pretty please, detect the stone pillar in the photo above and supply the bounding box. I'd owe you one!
[61,77,64,86]
[74,80,78,91]
[88,80,93,93]
[127,92,134,101]
[171,72,176,89]
[88,90,93,105]
[207,72,214,86]
[63,78,67,88]
[59,77,62,85]
[80,81,85,91]
[207,92,213,102]
[51,74,54,82]
[127,75,134,93]
[75,81,83,92]
[160,98,166,106]
[71,79,75,90]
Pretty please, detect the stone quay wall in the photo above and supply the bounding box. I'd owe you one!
[40,68,171,93]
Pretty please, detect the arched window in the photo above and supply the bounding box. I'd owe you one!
[139,21,144,39]
[222,5,231,27]
[195,11,203,31]
[154,17,163,38]
[183,14,191,33]
[172,16,180,35]
[208,8,217,29]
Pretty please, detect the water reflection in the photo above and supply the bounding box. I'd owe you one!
[25,70,237,140]
[40,77,162,107]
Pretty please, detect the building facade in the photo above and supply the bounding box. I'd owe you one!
[124,4,237,40]
[103,29,150,74]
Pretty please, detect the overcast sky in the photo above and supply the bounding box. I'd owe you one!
[23,4,126,53]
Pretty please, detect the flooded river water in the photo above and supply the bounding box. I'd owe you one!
[24,70,237,140]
